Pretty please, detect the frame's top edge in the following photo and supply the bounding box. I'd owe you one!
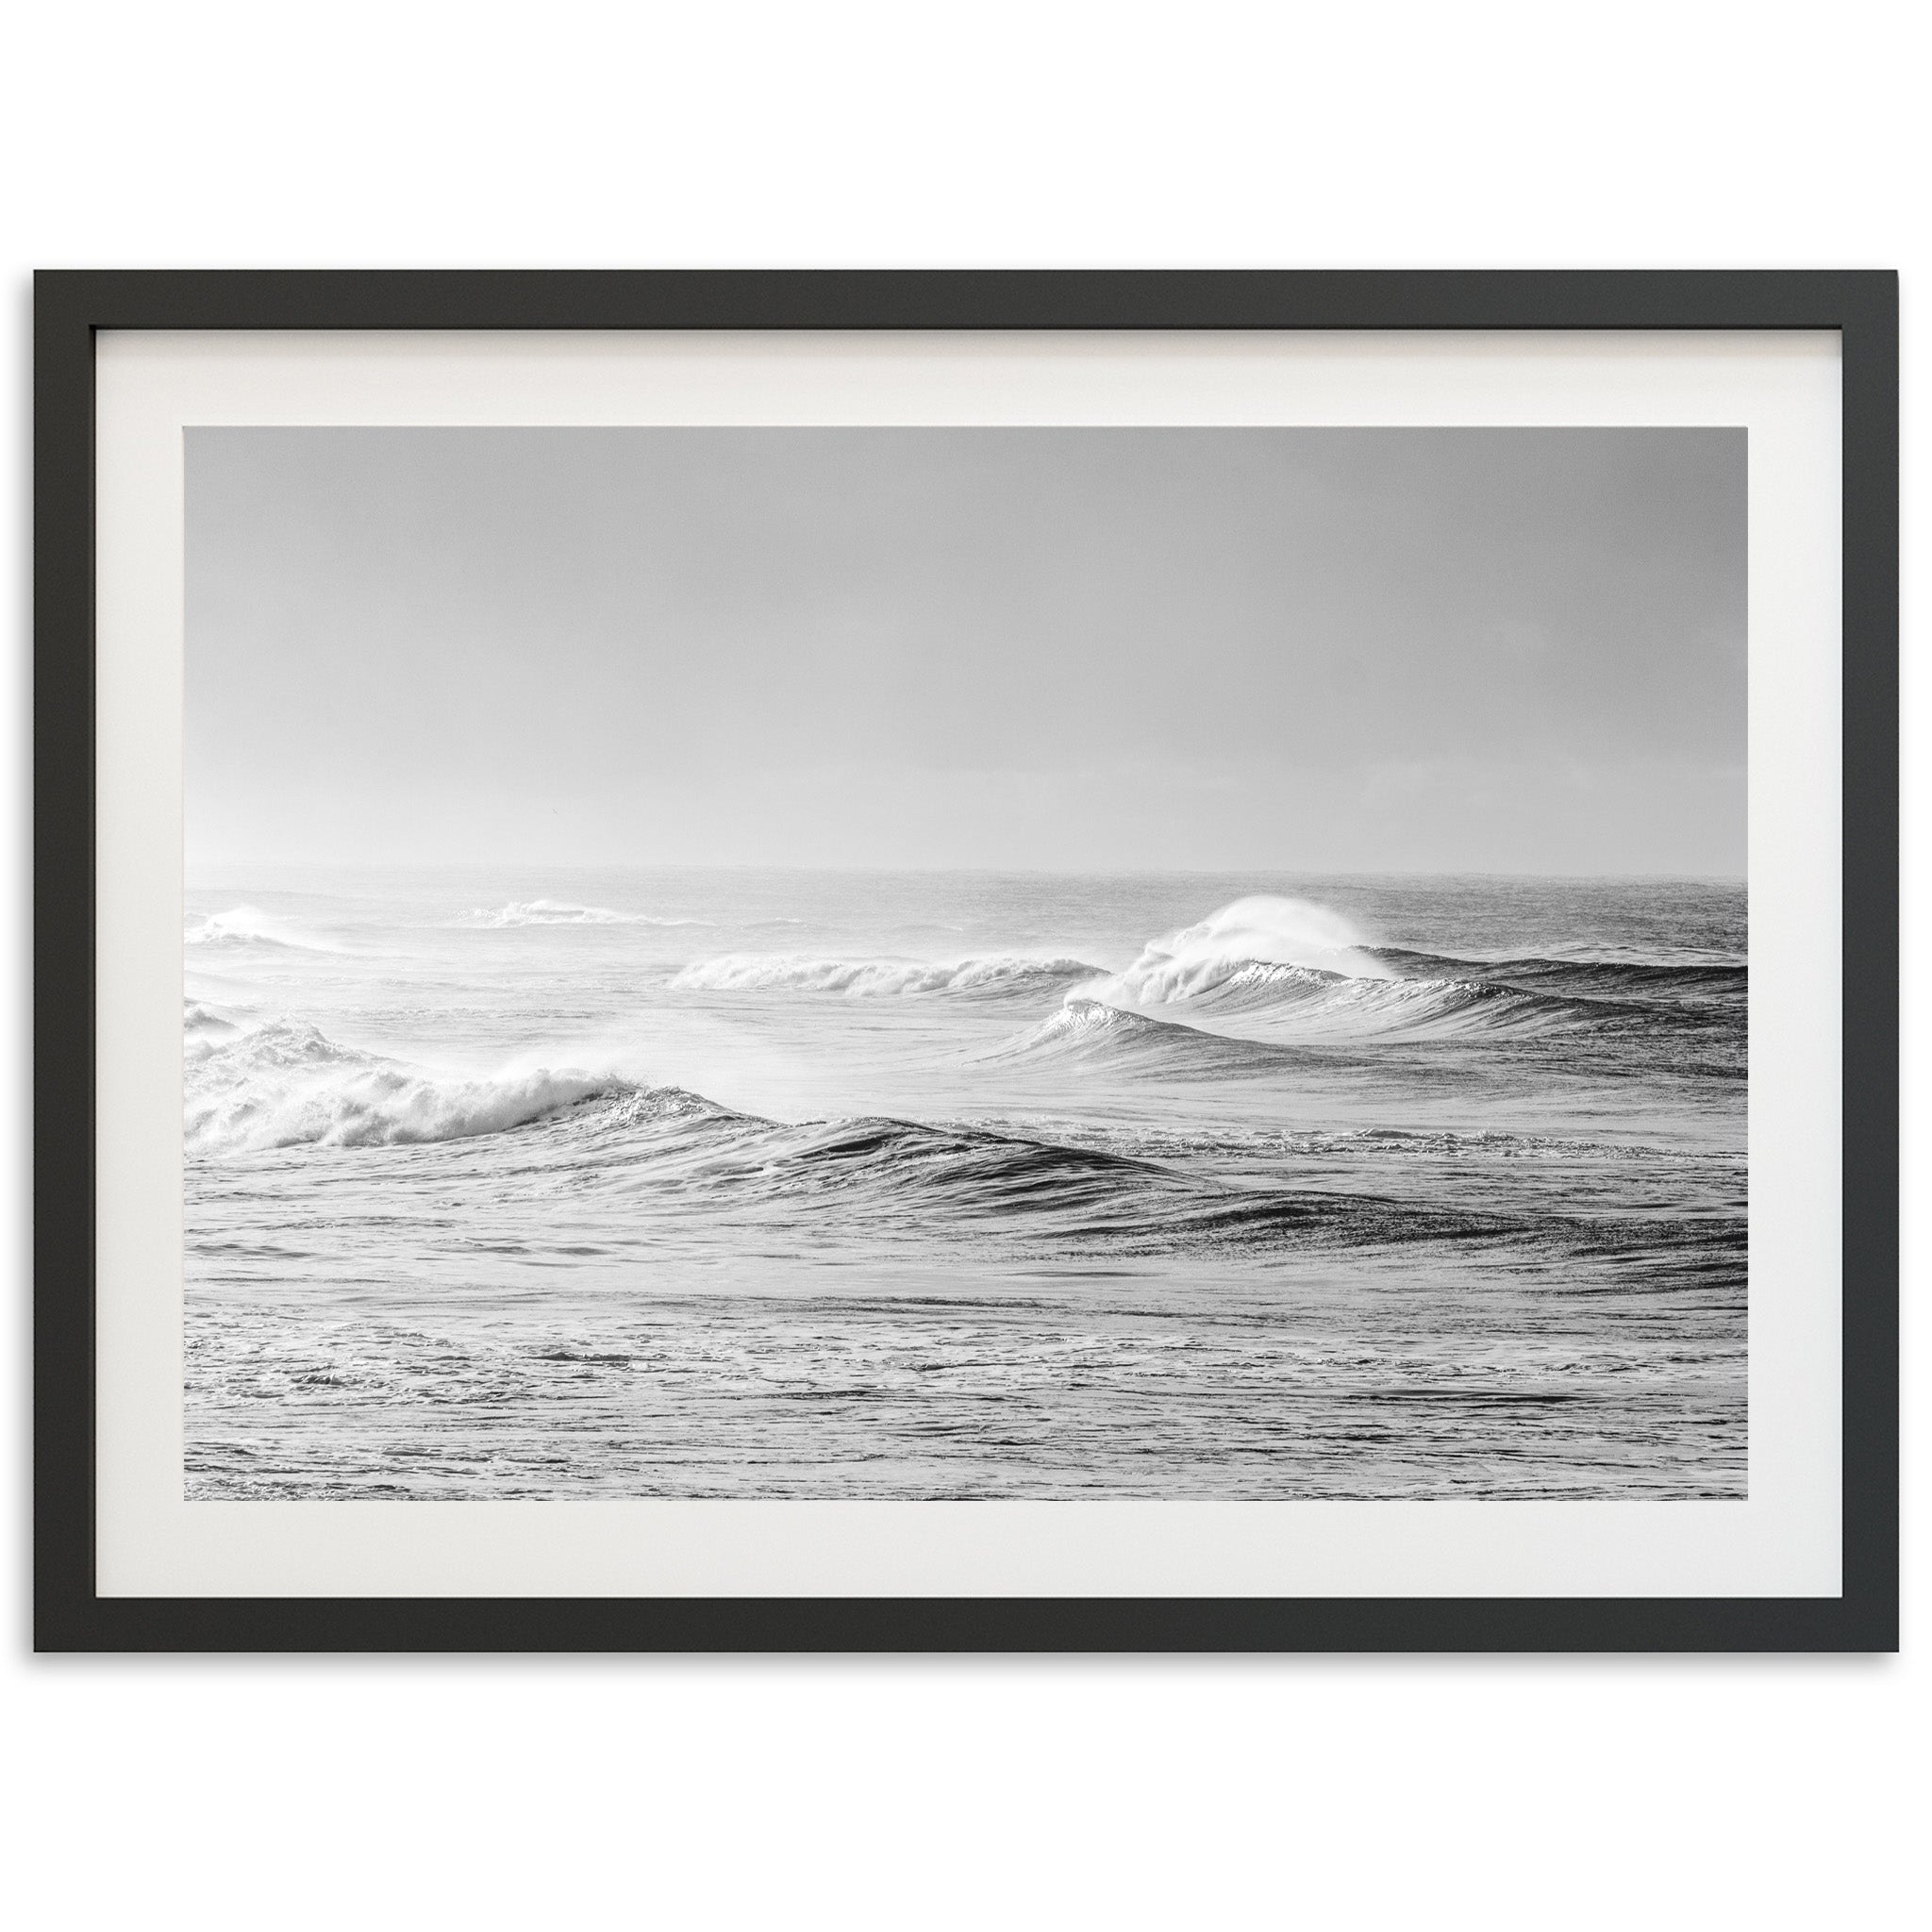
[29,267,1899,336]
[29,266,1902,281]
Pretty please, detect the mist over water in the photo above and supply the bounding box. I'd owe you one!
[183,866,1747,1500]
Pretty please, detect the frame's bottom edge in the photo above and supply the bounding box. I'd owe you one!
[34,1592,1898,1655]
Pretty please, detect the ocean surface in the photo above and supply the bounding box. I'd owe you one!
[183,869,1747,1499]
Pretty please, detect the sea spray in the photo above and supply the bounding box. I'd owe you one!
[184,1015,643,1155]
[1072,894,1392,1006]
[465,900,711,928]
[184,905,335,951]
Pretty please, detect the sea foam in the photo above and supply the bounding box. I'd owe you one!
[1068,896,1660,1041]
[1075,894,1392,1007]
[673,954,1102,997]
[184,906,331,951]
[184,1015,641,1156]
[465,900,710,928]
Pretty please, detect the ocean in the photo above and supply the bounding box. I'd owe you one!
[182,868,1747,1500]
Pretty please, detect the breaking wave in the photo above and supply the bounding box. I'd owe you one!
[1064,898,1725,1043]
[177,1011,1503,1254]
[185,906,333,952]
[178,1011,1740,1265]
[1074,894,1391,1006]
[465,900,710,928]
[185,1015,656,1157]
[673,953,1104,998]
[1125,965,1656,1041]
[184,999,242,1042]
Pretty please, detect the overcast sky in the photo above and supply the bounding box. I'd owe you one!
[186,425,1745,874]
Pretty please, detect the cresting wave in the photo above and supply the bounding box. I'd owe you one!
[465,899,710,928]
[1367,947,1748,1002]
[184,1015,648,1156]
[646,1113,1540,1254]
[988,999,1306,1077]
[666,894,1732,1041]
[180,1020,1516,1252]
[185,906,332,951]
[1094,961,1661,1041]
[178,1011,1740,1265]
[1062,897,1736,1042]
[673,953,1104,998]
[1074,895,1393,1006]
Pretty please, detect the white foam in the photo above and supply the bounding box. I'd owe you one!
[1075,894,1392,1006]
[182,999,242,1047]
[183,905,330,951]
[464,899,710,929]
[184,1016,638,1156]
[673,953,1101,996]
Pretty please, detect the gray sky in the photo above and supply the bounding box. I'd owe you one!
[186,426,1745,874]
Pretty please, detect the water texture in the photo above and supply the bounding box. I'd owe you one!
[183,869,1747,1499]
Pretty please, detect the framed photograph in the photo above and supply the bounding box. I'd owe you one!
[35,271,1897,1651]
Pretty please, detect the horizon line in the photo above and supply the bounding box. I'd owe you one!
[183,858,1751,884]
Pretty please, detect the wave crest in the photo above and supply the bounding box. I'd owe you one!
[184,999,242,1043]
[991,999,1304,1077]
[646,1111,1514,1254]
[465,900,709,929]
[1239,973,1648,1040]
[1076,894,1391,1007]
[1368,947,1747,1003]
[184,906,330,951]
[185,1016,653,1157]
[673,953,1103,998]
[1090,967,1646,1042]
[1067,898,1691,1043]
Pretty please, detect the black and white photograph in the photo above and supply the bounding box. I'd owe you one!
[181,424,1748,1502]
[9,0,1921,1908]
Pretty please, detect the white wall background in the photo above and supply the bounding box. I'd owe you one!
[1,4,1921,1925]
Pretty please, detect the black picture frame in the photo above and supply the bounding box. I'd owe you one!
[34,270,1899,1653]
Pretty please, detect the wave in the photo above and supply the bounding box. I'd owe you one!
[180,1015,1737,1264]
[177,1010,1468,1252]
[184,906,332,952]
[1068,898,1741,1041]
[1366,947,1747,1003]
[183,999,243,1044]
[558,1106,1519,1255]
[1102,957,1342,1011]
[673,953,1104,998]
[961,1115,1691,1165]
[987,999,1307,1077]
[464,899,710,928]
[1070,911,1702,1041]
[1001,982,1700,1074]
[1077,950,1656,1041]
[662,1112,1748,1262]
[694,1115,1517,1250]
[184,1015,661,1157]
[1219,970,1654,1040]
[1077,895,1391,1006]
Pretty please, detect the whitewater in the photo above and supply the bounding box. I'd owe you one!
[182,867,1748,1500]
